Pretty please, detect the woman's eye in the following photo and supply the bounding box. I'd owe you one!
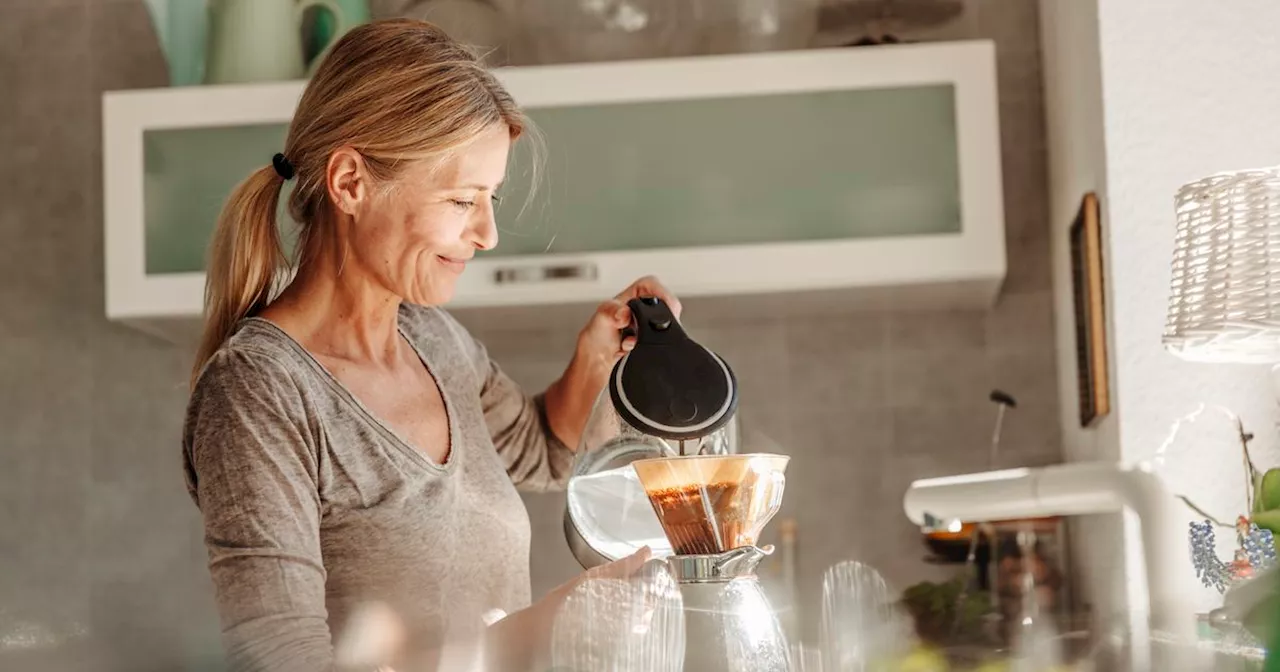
[491,194,503,207]
[449,199,476,210]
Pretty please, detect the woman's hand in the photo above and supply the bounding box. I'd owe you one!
[543,276,682,450]
[574,276,683,370]
[542,546,654,609]
[337,550,654,672]
[485,547,653,671]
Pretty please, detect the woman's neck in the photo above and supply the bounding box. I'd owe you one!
[261,249,403,367]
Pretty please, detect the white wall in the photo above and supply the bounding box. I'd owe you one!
[1100,0,1280,616]
[1040,1,1114,466]
[1096,0,1280,468]
[1043,0,1280,621]
[1038,0,1127,624]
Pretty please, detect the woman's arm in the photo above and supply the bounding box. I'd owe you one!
[541,336,613,454]
[332,547,647,672]
[481,546,653,671]
[185,350,338,672]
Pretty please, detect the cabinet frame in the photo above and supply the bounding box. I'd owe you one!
[103,41,1004,335]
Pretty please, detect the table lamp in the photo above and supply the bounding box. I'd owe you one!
[1163,167,1280,367]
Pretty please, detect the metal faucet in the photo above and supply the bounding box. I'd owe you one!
[903,461,1200,671]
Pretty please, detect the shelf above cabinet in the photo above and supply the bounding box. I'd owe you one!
[104,41,1005,341]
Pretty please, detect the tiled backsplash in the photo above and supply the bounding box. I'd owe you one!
[0,0,1054,668]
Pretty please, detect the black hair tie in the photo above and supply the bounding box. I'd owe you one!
[272,153,295,180]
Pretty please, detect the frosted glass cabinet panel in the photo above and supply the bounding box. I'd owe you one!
[139,86,960,274]
[144,123,289,275]
[492,85,960,257]
[104,41,1004,340]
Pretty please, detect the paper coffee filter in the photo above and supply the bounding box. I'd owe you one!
[630,454,789,555]
[631,454,789,492]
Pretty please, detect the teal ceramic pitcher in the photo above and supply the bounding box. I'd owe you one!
[306,0,369,63]
[142,0,209,86]
[205,0,347,84]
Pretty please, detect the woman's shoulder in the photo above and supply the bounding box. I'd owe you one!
[182,325,320,506]
[187,320,314,423]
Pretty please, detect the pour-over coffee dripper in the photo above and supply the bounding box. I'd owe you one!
[632,454,789,556]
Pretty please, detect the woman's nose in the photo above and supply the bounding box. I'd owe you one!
[468,205,499,251]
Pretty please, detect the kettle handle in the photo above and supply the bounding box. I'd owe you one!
[621,296,686,345]
[619,296,655,340]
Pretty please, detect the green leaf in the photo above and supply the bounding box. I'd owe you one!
[1255,471,1268,514]
[1253,509,1280,537]
[1257,469,1280,513]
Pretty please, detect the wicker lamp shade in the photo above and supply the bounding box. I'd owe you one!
[1163,167,1280,364]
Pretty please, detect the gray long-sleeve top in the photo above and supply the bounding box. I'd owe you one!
[182,303,575,672]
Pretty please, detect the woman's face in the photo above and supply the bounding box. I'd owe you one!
[349,124,511,306]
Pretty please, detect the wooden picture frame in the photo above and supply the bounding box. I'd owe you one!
[1069,192,1110,427]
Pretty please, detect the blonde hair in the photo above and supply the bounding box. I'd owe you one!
[192,19,529,385]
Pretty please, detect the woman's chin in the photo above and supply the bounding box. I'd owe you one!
[403,281,456,307]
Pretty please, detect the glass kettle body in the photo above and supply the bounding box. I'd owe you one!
[564,386,739,569]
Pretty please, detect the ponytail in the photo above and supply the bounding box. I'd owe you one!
[191,166,288,387]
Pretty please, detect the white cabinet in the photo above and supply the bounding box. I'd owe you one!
[103,41,1005,339]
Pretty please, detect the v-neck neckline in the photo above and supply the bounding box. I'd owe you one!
[243,311,459,474]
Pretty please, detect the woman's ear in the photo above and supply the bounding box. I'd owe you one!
[326,146,369,216]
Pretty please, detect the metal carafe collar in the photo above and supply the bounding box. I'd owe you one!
[668,545,773,583]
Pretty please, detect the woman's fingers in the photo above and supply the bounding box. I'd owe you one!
[582,299,632,353]
[619,545,652,574]
[565,278,683,391]
[579,277,682,360]
[597,298,630,329]
[586,546,652,580]
[333,601,406,670]
[615,275,682,319]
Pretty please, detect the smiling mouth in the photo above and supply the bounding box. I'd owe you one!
[437,255,470,272]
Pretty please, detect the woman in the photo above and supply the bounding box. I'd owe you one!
[182,19,674,672]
